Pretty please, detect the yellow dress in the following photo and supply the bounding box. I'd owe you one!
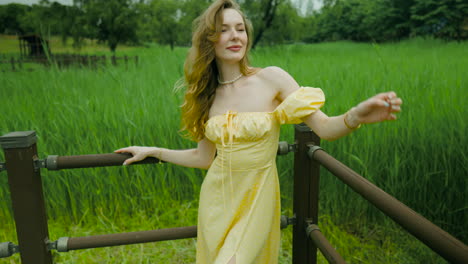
[196,87,325,264]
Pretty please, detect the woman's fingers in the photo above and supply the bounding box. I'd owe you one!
[114,147,138,165]
[123,157,136,166]
[388,113,397,120]
[114,147,133,154]
[391,105,401,112]
[123,153,145,165]
[390,97,402,106]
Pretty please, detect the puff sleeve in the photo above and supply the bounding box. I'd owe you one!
[274,87,325,124]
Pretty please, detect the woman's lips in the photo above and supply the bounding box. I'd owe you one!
[227,46,242,51]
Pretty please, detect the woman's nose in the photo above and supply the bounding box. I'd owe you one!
[230,29,239,39]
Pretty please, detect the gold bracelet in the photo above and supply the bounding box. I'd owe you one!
[344,111,361,130]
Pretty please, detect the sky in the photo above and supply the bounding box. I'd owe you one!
[0,0,73,4]
[0,0,324,13]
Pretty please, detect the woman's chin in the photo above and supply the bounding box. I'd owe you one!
[218,55,244,64]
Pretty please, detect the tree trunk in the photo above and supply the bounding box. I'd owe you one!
[252,0,282,49]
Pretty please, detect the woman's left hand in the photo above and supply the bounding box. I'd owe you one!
[351,91,403,125]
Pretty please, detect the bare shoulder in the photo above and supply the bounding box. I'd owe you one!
[256,66,292,81]
[255,66,300,100]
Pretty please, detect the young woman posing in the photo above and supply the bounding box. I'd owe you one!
[115,1,402,263]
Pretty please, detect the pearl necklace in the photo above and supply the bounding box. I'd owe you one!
[218,73,243,85]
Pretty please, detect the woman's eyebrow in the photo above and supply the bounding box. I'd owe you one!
[222,23,245,27]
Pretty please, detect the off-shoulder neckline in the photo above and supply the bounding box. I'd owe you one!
[206,87,306,123]
[207,111,274,123]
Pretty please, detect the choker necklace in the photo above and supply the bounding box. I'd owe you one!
[218,73,243,85]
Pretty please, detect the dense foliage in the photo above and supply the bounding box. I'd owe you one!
[0,0,467,52]
[304,0,468,42]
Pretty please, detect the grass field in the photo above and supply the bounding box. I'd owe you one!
[0,35,138,55]
[1,36,467,263]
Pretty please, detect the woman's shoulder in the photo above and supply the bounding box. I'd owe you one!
[255,66,291,80]
[253,66,300,98]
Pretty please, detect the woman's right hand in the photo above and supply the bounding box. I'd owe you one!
[114,146,159,166]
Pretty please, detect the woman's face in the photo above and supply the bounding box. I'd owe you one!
[214,8,248,64]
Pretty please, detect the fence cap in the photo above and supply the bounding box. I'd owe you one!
[294,123,312,132]
[0,131,36,149]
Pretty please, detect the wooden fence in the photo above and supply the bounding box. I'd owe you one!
[0,54,138,72]
[0,126,467,263]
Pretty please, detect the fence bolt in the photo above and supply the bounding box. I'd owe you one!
[0,242,20,258]
[33,156,47,171]
[46,240,56,251]
[280,215,297,229]
[277,141,296,155]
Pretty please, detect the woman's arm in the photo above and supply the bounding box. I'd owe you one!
[267,67,402,141]
[303,92,402,141]
[114,137,217,170]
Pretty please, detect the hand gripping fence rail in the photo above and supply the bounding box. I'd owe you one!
[0,131,296,262]
[28,141,294,171]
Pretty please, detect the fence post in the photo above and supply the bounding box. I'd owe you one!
[0,131,53,264]
[10,57,16,71]
[292,123,320,264]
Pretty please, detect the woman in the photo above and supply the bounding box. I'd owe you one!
[115,0,403,263]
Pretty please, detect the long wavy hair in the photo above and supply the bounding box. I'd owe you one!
[179,0,257,141]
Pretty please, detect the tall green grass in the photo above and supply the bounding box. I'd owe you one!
[1,39,466,263]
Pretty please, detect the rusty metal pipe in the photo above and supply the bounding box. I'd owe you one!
[308,146,468,264]
[306,224,346,264]
[60,226,197,252]
[46,153,162,170]
[54,215,293,252]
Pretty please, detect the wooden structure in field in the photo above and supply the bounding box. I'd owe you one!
[18,35,50,57]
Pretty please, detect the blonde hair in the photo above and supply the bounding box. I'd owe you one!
[179,0,257,141]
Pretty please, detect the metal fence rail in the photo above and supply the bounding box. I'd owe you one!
[51,226,198,252]
[45,153,162,170]
[307,145,468,264]
[1,129,467,264]
[306,224,346,264]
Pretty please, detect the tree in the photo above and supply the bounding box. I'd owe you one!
[411,0,468,40]
[261,1,303,44]
[302,0,418,42]
[148,0,180,50]
[177,0,211,46]
[0,4,31,34]
[242,0,284,48]
[84,0,139,53]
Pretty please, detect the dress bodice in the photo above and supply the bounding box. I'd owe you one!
[204,87,325,145]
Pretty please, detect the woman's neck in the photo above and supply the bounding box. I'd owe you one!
[216,61,242,84]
